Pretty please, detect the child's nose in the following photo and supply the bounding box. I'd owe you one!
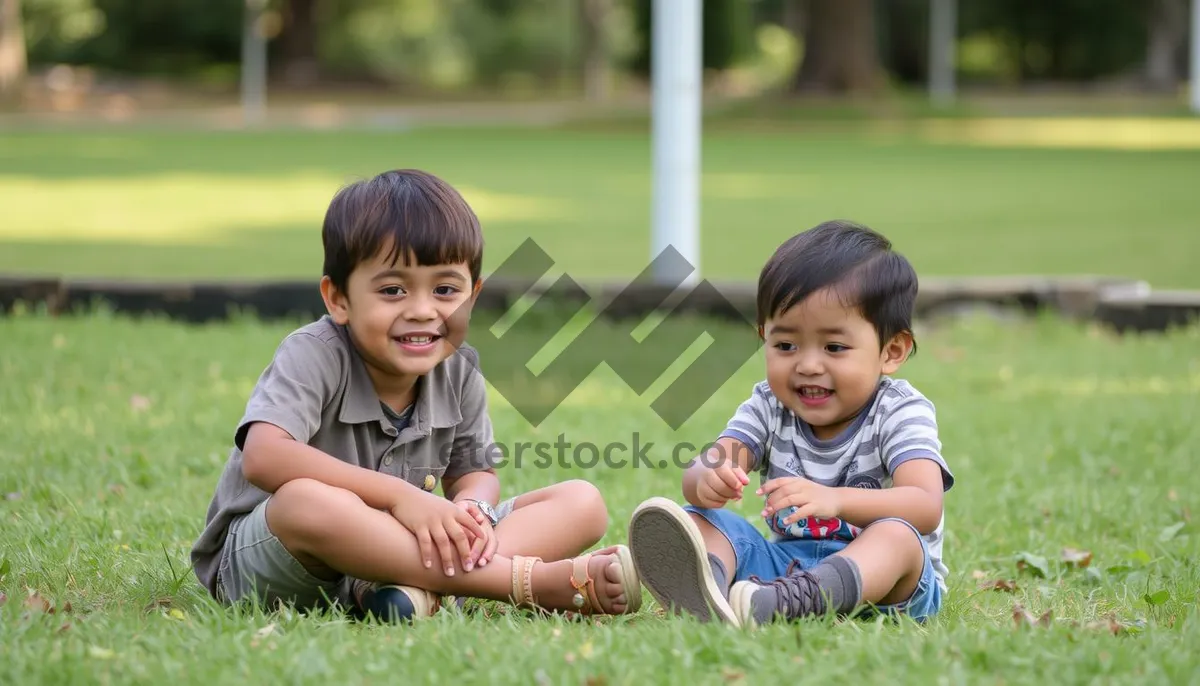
[794,350,823,375]
[402,293,439,321]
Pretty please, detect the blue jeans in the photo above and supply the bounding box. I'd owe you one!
[685,506,943,621]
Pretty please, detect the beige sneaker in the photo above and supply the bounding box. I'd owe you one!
[627,497,739,625]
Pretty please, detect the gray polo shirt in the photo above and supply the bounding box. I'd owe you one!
[190,315,497,598]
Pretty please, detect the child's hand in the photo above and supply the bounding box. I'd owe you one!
[758,477,842,524]
[390,492,487,577]
[695,462,750,509]
[454,499,499,567]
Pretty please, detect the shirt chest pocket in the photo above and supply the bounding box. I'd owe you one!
[396,431,454,493]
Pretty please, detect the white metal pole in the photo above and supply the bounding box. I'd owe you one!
[242,0,267,126]
[1192,0,1200,113]
[929,0,956,106]
[651,0,702,286]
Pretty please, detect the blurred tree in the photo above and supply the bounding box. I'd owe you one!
[791,0,881,94]
[580,0,608,101]
[0,0,26,101]
[1143,0,1187,91]
[957,0,1146,83]
[876,0,926,85]
[277,0,319,86]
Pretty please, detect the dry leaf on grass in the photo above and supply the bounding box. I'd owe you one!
[1012,603,1053,629]
[721,666,746,683]
[144,597,173,612]
[1061,548,1093,568]
[978,579,1018,593]
[23,591,53,614]
[971,570,988,580]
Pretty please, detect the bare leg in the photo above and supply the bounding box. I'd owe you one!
[266,479,630,612]
[689,513,735,588]
[833,520,925,605]
[492,479,608,561]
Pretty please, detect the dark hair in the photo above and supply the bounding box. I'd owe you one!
[322,169,483,292]
[757,220,918,352]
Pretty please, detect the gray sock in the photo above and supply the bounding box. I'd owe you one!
[810,556,862,615]
[708,554,729,597]
[750,555,863,623]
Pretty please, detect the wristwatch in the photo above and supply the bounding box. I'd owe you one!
[464,499,499,526]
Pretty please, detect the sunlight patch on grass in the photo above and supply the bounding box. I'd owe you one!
[916,118,1200,151]
[0,173,570,245]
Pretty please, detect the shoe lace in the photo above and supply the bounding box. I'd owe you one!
[747,560,825,617]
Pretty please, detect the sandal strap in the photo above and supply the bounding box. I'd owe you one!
[570,554,603,613]
[511,555,542,607]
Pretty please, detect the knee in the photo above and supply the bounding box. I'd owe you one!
[555,479,609,544]
[267,478,362,546]
[864,519,924,557]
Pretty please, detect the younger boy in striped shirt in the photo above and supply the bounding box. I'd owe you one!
[628,220,955,627]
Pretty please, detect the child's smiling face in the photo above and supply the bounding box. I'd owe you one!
[322,245,477,407]
[763,286,912,441]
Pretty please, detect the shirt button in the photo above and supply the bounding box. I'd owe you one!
[383,455,393,466]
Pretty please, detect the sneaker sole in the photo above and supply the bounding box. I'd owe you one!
[627,497,739,625]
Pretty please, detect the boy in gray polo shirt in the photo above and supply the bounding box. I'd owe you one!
[627,220,954,627]
[191,169,642,622]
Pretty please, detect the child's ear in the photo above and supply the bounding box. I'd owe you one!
[880,330,914,374]
[320,276,350,325]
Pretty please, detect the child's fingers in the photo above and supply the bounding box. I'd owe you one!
[445,517,478,572]
[782,503,819,525]
[454,507,487,541]
[431,527,457,577]
[468,531,486,568]
[714,465,743,493]
[416,528,434,570]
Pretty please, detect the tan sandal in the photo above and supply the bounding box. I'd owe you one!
[511,546,642,615]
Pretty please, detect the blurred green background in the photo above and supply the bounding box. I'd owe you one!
[1,0,1197,287]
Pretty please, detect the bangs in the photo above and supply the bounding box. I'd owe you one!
[323,170,483,290]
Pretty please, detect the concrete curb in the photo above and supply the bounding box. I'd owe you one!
[1,274,1198,334]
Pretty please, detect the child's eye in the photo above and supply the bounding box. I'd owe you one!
[380,286,405,297]
[773,341,796,352]
[433,285,461,297]
[825,343,849,353]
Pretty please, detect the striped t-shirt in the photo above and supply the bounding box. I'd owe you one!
[719,376,954,589]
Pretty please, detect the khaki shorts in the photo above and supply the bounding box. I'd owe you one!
[216,495,519,610]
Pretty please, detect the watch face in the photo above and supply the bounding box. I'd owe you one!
[478,502,498,523]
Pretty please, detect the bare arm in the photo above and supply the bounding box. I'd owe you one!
[835,459,945,535]
[443,469,500,506]
[241,421,422,510]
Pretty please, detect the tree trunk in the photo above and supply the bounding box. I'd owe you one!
[791,0,881,94]
[580,0,609,102]
[1144,0,1186,91]
[279,0,319,86]
[0,0,27,102]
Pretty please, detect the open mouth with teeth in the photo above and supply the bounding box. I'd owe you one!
[796,385,834,405]
[394,332,443,352]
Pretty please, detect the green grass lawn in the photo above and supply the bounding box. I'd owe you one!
[1,120,1198,288]
[1,308,1198,684]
